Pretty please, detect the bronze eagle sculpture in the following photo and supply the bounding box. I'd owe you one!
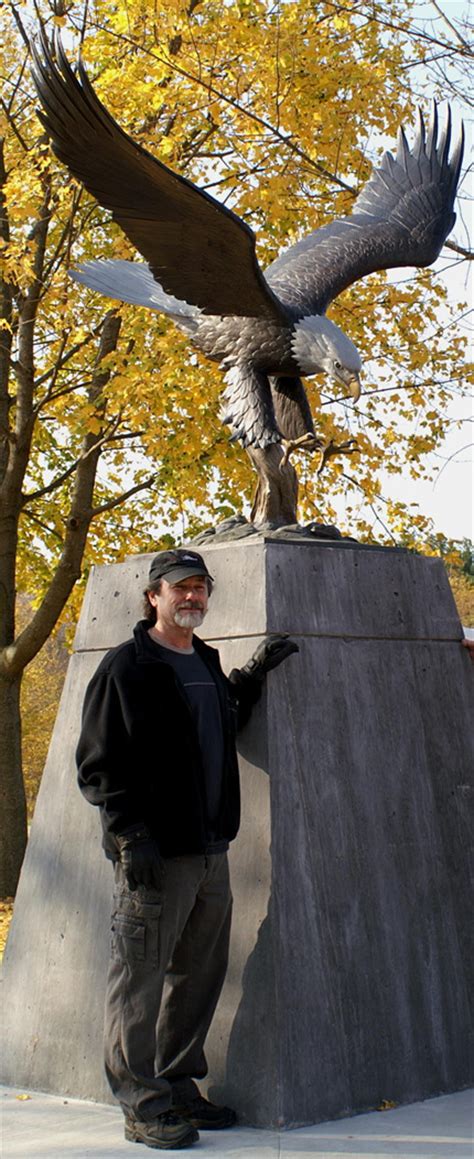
[31,32,464,526]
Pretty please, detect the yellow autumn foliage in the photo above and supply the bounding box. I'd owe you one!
[1,0,470,603]
[16,597,69,822]
[0,0,470,626]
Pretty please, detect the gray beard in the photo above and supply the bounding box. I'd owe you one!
[173,609,205,628]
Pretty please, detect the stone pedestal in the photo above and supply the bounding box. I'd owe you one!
[1,538,472,1127]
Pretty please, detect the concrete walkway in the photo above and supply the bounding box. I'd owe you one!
[1,1086,472,1158]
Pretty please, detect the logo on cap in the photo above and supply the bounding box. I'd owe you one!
[148,547,214,586]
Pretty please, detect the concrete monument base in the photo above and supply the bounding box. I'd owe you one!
[1,537,472,1127]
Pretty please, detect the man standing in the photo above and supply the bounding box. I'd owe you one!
[76,548,298,1150]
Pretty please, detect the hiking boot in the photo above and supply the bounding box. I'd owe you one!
[172,1094,237,1129]
[124,1110,199,1149]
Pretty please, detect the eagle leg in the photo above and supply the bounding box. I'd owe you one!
[247,445,299,527]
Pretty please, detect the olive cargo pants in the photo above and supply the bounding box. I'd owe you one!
[104,853,232,1121]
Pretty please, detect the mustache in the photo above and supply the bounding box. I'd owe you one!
[177,604,203,611]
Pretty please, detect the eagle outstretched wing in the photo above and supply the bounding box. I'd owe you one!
[31,31,284,321]
[265,106,464,317]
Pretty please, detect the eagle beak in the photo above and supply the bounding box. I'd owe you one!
[348,372,361,402]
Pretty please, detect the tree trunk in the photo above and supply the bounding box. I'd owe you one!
[0,671,26,896]
[0,310,121,896]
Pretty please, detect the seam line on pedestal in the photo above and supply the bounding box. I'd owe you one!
[73,635,465,653]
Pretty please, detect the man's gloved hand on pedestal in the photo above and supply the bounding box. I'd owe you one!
[116,826,164,891]
[239,633,299,683]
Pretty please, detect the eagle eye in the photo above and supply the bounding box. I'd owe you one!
[334,360,342,370]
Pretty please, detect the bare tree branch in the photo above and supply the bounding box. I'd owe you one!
[428,0,472,51]
[91,471,158,517]
[8,3,31,50]
[2,309,121,677]
[21,508,62,541]
[445,239,474,261]
[323,1,474,59]
[0,138,13,487]
[84,20,355,192]
[34,312,117,404]
[433,441,474,485]
[0,94,30,154]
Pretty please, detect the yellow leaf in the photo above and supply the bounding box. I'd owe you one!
[87,417,102,435]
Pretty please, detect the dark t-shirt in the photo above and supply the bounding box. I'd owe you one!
[152,639,227,850]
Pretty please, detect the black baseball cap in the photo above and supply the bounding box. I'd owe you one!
[148,549,214,586]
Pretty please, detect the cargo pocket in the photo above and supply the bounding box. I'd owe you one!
[111,913,146,964]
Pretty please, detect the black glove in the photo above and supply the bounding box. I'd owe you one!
[239,633,299,683]
[116,826,164,891]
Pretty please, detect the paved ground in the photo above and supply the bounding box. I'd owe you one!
[1,1086,472,1158]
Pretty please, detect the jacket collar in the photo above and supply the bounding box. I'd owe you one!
[133,619,217,668]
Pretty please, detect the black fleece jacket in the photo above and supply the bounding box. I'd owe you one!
[76,620,261,860]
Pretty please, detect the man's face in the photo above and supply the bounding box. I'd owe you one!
[149,575,209,630]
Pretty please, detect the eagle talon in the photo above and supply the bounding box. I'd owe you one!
[280,433,321,471]
[316,437,358,475]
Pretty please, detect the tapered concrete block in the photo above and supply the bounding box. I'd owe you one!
[1,538,472,1127]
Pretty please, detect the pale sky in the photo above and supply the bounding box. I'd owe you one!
[372,0,473,543]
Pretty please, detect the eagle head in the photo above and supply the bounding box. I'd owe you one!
[292,315,362,401]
